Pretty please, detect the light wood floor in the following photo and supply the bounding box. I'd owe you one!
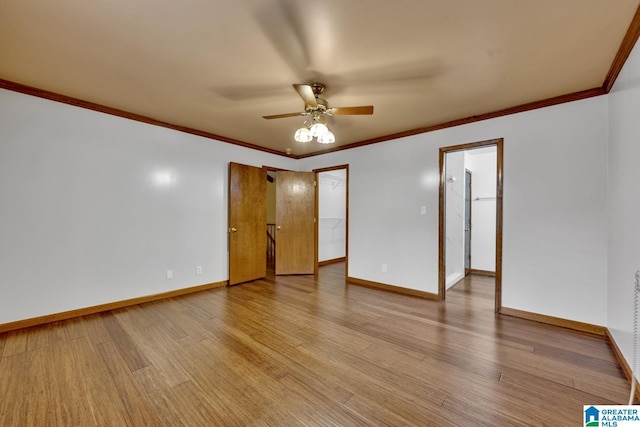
[0,263,631,426]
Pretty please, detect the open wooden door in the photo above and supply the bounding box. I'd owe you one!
[275,171,315,275]
[228,162,266,285]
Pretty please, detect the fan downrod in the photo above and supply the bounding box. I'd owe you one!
[310,83,325,98]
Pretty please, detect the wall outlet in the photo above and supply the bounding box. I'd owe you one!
[196,265,202,275]
[166,270,173,279]
[382,264,388,273]
[420,206,427,215]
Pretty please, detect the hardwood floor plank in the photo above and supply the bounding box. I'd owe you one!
[0,329,28,357]
[0,264,632,426]
[215,306,444,424]
[66,337,132,426]
[500,367,622,406]
[343,390,474,427]
[133,367,231,426]
[14,347,56,425]
[80,313,112,345]
[440,394,542,426]
[294,341,449,414]
[0,351,30,424]
[356,320,504,381]
[277,374,369,426]
[95,341,163,425]
[124,323,191,388]
[176,342,277,425]
[101,313,150,372]
[47,339,106,425]
[26,324,52,351]
[59,316,89,341]
[573,375,633,403]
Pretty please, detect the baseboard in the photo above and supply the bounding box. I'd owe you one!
[0,280,227,334]
[318,257,346,267]
[499,307,605,335]
[605,328,640,402]
[347,276,439,300]
[469,269,496,277]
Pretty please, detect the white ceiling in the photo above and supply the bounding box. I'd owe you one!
[1,0,638,157]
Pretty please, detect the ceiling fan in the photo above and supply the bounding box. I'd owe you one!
[262,83,373,144]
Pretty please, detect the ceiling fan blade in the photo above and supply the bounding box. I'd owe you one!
[211,84,290,101]
[328,106,374,115]
[251,1,311,81]
[293,84,317,109]
[263,112,305,120]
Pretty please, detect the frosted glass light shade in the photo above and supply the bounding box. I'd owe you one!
[294,127,312,142]
[317,130,335,144]
[309,122,328,138]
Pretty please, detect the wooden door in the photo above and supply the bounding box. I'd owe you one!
[276,171,315,275]
[228,162,266,285]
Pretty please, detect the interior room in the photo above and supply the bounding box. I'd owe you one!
[1,1,640,425]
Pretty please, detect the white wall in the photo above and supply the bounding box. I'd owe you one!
[0,78,612,328]
[465,147,497,272]
[299,95,609,326]
[0,89,295,324]
[607,37,640,379]
[318,169,347,262]
[445,151,465,288]
[299,138,442,294]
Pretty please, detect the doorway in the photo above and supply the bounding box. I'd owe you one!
[229,163,349,283]
[314,165,349,277]
[438,138,503,312]
[228,163,315,284]
[266,170,276,270]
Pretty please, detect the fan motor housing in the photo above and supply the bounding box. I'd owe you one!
[304,97,328,113]
[262,82,372,120]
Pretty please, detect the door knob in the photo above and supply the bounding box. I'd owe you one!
[230,227,237,232]
[277,226,281,230]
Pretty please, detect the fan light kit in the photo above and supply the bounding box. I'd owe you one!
[263,83,373,145]
[294,111,335,144]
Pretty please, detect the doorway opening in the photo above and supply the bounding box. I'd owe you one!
[266,170,276,271]
[438,138,503,312]
[229,163,346,284]
[314,165,349,277]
